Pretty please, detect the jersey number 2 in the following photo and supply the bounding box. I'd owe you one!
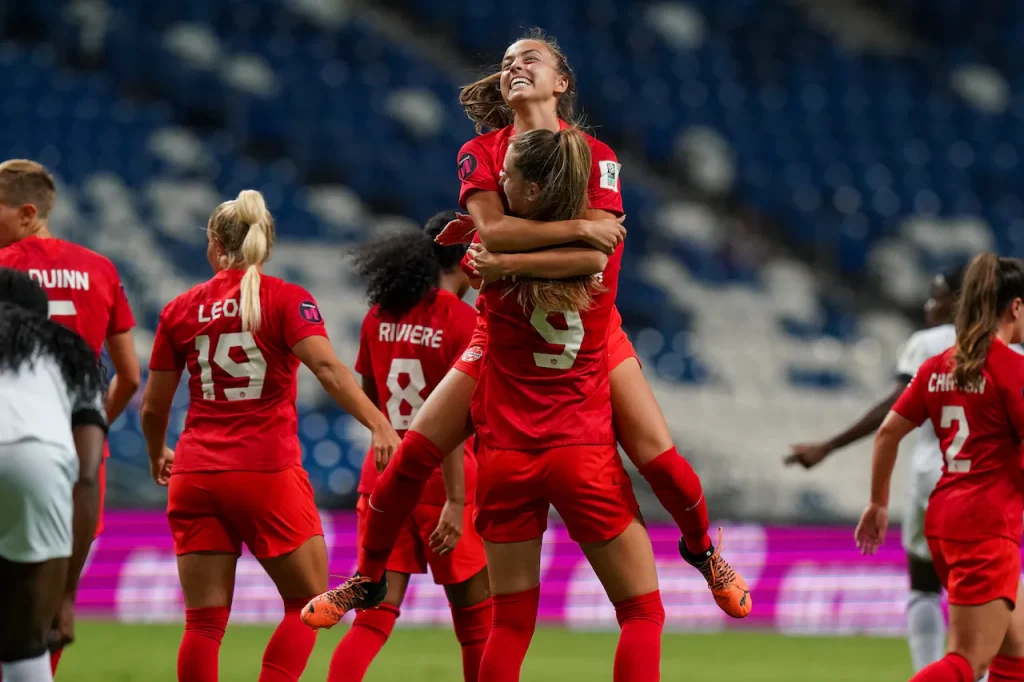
[195,333,267,401]
[940,405,971,473]
[530,307,585,370]
[386,358,426,430]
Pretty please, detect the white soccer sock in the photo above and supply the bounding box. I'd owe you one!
[907,590,946,672]
[1,652,53,682]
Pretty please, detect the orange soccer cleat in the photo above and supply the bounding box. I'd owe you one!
[680,528,752,619]
[301,574,388,630]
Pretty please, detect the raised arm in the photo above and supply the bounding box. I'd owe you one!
[465,191,624,254]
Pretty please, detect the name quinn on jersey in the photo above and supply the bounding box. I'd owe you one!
[29,268,89,290]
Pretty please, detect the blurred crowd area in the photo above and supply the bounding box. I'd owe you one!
[1,0,1019,522]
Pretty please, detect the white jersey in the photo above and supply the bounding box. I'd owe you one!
[0,354,106,464]
[895,324,956,494]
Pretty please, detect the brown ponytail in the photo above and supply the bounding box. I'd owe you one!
[505,127,603,312]
[953,253,1024,388]
[459,28,580,134]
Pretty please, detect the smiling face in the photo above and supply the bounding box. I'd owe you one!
[499,39,568,110]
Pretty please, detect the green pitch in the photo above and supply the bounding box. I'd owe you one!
[55,622,912,681]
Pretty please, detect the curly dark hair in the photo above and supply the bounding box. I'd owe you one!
[0,302,104,400]
[0,267,49,317]
[349,211,469,316]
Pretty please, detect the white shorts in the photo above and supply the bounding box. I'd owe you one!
[902,474,935,563]
[0,440,77,563]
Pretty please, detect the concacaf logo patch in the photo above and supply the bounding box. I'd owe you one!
[458,153,478,181]
[298,300,323,324]
[461,345,483,363]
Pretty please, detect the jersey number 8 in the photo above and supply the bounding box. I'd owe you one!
[195,333,267,401]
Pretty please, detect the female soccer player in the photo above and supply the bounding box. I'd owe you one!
[0,270,106,682]
[328,211,491,682]
[856,253,1024,682]
[787,267,963,672]
[0,158,139,678]
[140,190,400,682]
[308,29,748,625]
[476,126,663,681]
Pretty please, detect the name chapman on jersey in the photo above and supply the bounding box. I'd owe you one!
[926,371,986,394]
[29,269,90,290]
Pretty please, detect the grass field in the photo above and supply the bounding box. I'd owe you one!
[53,622,914,681]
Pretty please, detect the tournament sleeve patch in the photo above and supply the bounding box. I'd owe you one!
[599,160,621,192]
[458,152,478,181]
[298,300,323,324]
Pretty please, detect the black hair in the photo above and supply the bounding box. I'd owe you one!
[0,303,104,401]
[349,211,469,316]
[0,267,48,317]
[939,265,965,298]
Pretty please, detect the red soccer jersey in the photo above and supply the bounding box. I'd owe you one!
[456,120,624,216]
[471,244,622,451]
[356,289,478,504]
[149,269,328,473]
[893,339,1024,544]
[0,236,135,356]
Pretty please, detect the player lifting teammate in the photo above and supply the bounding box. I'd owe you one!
[307,29,748,627]
[856,253,1024,682]
[140,190,399,682]
[327,212,491,682]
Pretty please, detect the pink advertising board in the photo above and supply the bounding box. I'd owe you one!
[78,511,918,634]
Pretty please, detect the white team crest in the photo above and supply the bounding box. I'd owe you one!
[599,161,621,192]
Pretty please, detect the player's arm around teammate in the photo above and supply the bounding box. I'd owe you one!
[857,253,1024,682]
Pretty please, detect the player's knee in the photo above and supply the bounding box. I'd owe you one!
[907,556,942,594]
[444,568,491,608]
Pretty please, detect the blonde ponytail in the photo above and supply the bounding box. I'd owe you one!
[207,189,275,334]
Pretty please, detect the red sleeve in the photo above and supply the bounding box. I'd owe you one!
[587,140,624,216]
[892,356,932,426]
[355,312,374,377]
[149,306,184,371]
[107,272,136,336]
[457,138,497,209]
[279,284,329,349]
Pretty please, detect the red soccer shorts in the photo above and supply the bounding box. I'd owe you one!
[475,443,640,544]
[167,466,323,559]
[356,495,487,585]
[607,306,639,371]
[453,315,487,380]
[928,536,1021,608]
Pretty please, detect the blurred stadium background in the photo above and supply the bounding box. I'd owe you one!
[2,0,1019,678]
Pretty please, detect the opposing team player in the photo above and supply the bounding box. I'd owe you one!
[856,253,1024,682]
[325,211,491,682]
[0,270,106,682]
[787,267,963,672]
[307,30,748,625]
[139,190,400,682]
[0,158,139,677]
